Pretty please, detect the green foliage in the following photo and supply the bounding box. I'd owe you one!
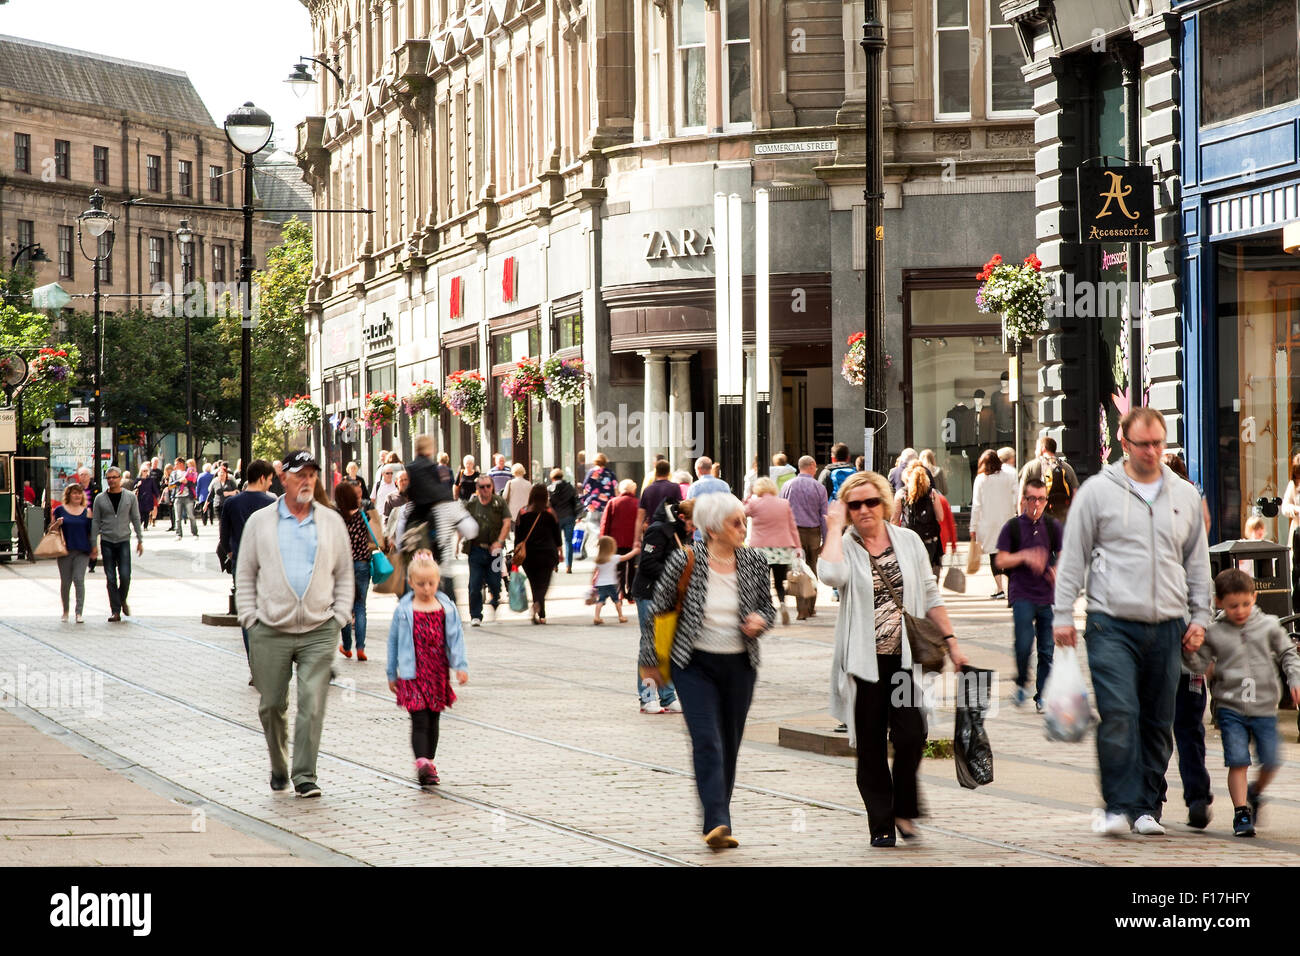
[217,218,311,432]
[0,275,82,434]
[922,738,954,759]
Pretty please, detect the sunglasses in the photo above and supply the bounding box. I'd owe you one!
[846,497,883,511]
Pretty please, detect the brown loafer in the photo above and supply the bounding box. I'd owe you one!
[703,825,739,849]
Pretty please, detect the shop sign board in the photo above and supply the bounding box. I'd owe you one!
[1077,165,1156,243]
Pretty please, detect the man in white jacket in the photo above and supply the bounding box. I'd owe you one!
[236,451,353,799]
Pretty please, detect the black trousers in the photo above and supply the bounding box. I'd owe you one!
[616,547,636,600]
[410,709,441,760]
[524,561,555,618]
[854,657,927,839]
[770,563,789,602]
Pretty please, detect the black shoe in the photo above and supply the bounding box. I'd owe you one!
[1232,806,1255,837]
[121,600,131,617]
[270,773,290,792]
[1187,799,1212,829]
[870,832,897,848]
[107,612,121,623]
[833,723,848,733]
[295,781,322,798]
[1247,784,1261,825]
[989,591,1006,600]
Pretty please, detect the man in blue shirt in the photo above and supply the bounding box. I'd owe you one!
[687,457,731,541]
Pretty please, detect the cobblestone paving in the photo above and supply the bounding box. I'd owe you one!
[2,527,1298,866]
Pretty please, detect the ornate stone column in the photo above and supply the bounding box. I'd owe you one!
[639,350,669,480]
[668,351,695,471]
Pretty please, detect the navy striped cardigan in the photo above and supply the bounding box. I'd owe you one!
[638,541,776,672]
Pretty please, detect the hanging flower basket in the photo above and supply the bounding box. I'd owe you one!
[542,356,589,407]
[500,355,546,433]
[976,253,1051,346]
[401,380,443,418]
[445,370,487,427]
[31,348,72,383]
[840,332,866,387]
[274,394,321,431]
[362,390,397,433]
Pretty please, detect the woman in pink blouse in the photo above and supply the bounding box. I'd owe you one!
[744,477,803,626]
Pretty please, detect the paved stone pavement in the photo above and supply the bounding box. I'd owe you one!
[2,522,1299,866]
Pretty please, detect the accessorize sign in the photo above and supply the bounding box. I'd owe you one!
[1077,165,1155,243]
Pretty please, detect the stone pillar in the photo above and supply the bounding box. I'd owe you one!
[640,350,669,481]
[668,351,694,472]
[769,347,786,462]
[1133,12,1185,453]
[743,347,757,483]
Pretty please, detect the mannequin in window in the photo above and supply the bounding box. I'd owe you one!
[974,388,996,447]
[992,371,1014,444]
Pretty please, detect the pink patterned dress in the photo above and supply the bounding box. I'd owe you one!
[394,608,457,713]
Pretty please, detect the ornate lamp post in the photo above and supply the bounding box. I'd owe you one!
[176,219,195,459]
[75,189,117,495]
[862,8,887,468]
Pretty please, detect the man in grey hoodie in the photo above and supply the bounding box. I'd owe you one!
[90,467,144,622]
[1052,407,1211,837]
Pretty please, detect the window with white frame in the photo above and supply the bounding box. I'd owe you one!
[988,0,1032,114]
[473,82,485,200]
[935,0,971,117]
[648,27,661,140]
[723,0,751,127]
[149,236,164,285]
[533,46,546,175]
[678,0,707,131]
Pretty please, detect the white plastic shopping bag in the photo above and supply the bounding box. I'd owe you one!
[1041,646,1093,742]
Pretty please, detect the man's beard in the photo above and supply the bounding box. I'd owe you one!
[295,487,315,504]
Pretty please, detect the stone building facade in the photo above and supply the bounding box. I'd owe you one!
[296,0,866,486]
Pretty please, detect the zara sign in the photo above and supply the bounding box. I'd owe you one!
[643,227,716,261]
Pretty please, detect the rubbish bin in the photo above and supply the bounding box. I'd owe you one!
[24,502,45,554]
[1207,539,1291,618]
[0,494,11,563]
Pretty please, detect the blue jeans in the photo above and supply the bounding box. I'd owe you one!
[635,598,678,707]
[1218,706,1280,769]
[1084,611,1184,820]
[100,539,132,614]
[672,650,756,833]
[467,546,501,621]
[340,560,370,651]
[558,516,575,571]
[1172,673,1212,807]
[1011,601,1054,701]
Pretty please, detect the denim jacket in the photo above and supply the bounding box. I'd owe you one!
[386,591,468,681]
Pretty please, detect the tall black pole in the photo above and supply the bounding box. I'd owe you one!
[185,312,193,459]
[240,150,254,474]
[92,251,102,496]
[862,9,886,471]
[1118,42,1142,410]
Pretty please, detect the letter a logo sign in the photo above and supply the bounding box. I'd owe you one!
[1095,170,1139,220]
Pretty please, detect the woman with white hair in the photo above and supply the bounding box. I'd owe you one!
[504,462,532,521]
[639,492,775,849]
[887,448,918,494]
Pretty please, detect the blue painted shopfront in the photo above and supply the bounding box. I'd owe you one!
[1179,0,1300,541]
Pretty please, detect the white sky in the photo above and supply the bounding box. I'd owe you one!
[1,0,313,151]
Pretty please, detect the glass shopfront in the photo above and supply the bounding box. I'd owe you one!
[490,325,543,480]
[444,342,479,470]
[1214,234,1300,541]
[905,277,1043,512]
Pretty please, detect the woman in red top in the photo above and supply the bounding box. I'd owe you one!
[600,479,641,601]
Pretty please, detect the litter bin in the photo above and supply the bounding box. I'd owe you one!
[0,494,11,563]
[1207,539,1291,618]
[24,502,45,555]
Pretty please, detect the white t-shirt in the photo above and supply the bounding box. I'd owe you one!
[695,568,745,654]
[594,557,621,586]
[1127,475,1163,503]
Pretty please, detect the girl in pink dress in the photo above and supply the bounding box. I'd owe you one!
[386,551,468,786]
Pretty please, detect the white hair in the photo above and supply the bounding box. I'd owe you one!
[618,478,638,495]
[692,492,744,537]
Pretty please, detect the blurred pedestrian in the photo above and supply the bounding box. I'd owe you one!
[579,452,618,559]
[513,484,562,624]
[891,460,948,579]
[971,449,1017,600]
[547,468,578,573]
[601,478,640,600]
[505,463,532,521]
[781,456,828,620]
[995,478,1061,712]
[334,480,385,661]
[630,499,693,713]
[744,477,801,626]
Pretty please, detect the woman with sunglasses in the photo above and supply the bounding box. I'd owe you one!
[821,471,968,847]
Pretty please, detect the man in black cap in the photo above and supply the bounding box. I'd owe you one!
[237,450,352,798]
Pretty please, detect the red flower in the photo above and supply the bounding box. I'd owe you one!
[848,331,865,345]
[1023,254,1042,271]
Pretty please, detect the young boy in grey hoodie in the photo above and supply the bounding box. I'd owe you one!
[1184,567,1300,837]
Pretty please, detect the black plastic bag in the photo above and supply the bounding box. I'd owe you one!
[954,665,994,789]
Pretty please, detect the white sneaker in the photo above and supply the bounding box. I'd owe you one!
[664,699,683,713]
[488,605,498,623]
[470,617,482,627]
[1100,812,1130,835]
[640,701,665,714]
[1132,814,1165,835]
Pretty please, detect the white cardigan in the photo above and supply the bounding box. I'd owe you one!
[970,470,1018,552]
[820,523,943,748]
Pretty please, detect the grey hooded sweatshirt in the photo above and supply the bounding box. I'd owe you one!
[1052,461,1211,629]
[1184,606,1300,718]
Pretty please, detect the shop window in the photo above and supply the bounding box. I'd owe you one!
[1200,0,1299,128]
[905,281,1042,512]
[1213,235,1300,541]
[935,0,971,117]
[555,312,582,351]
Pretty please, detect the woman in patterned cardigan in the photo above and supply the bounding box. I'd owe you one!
[639,492,776,850]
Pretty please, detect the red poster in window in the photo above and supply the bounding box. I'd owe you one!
[450,275,461,318]
[502,256,515,303]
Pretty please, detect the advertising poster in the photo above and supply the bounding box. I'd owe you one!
[49,423,97,502]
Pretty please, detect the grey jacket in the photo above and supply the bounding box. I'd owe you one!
[1184,607,1300,717]
[1052,462,1211,629]
[90,489,143,545]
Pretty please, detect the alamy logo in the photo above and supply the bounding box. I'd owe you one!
[49,886,151,936]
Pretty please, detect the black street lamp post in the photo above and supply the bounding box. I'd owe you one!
[176,219,195,459]
[9,242,51,270]
[224,103,275,475]
[862,9,887,468]
[76,189,117,497]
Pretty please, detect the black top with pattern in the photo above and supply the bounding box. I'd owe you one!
[344,509,372,563]
[868,546,904,654]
